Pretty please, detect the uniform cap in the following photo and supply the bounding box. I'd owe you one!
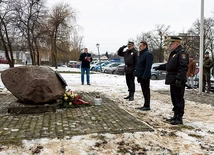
[168,36,182,43]
[127,41,134,46]
[205,51,209,54]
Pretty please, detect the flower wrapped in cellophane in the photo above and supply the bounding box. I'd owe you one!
[61,89,90,108]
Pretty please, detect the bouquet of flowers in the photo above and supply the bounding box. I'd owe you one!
[61,89,90,108]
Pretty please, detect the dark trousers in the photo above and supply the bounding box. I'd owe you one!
[170,83,185,117]
[140,78,150,107]
[203,73,211,91]
[125,73,135,92]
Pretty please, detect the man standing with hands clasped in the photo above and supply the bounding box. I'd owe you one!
[135,41,153,111]
[154,37,189,125]
[118,41,138,101]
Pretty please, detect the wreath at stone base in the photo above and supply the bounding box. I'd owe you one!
[59,89,90,108]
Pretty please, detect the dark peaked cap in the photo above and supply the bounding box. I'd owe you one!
[168,36,182,42]
[127,41,134,46]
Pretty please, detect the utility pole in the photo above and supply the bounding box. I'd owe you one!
[199,0,204,94]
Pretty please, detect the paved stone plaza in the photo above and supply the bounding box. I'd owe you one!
[0,92,153,143]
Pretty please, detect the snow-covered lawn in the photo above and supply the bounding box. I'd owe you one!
[0,64,214,155]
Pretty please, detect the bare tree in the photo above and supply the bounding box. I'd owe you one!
[189,18,214,60]
[70,28,84,61]
[178,31,200,60]
[47,3,77,68]
[14,0,47,65]
[152,25,171,62]
[0,0,17,67]
[135,24,171,62]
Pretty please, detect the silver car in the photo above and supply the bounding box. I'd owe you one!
[151,63,167,80]
[104,63,121,74]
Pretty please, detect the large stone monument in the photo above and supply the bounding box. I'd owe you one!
[1,66,66,105]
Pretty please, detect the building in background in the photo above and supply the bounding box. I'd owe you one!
[0,50,32,64]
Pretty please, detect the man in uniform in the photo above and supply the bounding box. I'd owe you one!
[203,51,213,93]
[117,41,138,101]
[154,36,189,125]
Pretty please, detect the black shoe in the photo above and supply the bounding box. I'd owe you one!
[87,83,91,85]
[124,92,131,99]
[170,119,183,125]
[81,83,84,85]
[128,92,134,101]
[124,94,130,99]
[129,96,134,101]
[170,115,183,125]
[137,107,150,111]
[124,96,130,99]
[166,114,176,122]
[186,86,192,89]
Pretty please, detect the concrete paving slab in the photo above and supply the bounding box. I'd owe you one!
[0,92,153,142]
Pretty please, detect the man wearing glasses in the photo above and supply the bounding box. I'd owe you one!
[154,37,189,125]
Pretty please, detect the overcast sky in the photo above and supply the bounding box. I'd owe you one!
[46,0,214,55]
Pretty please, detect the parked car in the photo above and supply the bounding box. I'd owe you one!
[67,61,78,67]
[91,61,105,71]
[74,62,81,68]
[151,63,166,80]
[94,61,111,72]
[90,61,98,70]
[58,63,63,67]
[0,59,8,64]
[102,62,118,73]
[103,63,121,74]
[114,63,125,75]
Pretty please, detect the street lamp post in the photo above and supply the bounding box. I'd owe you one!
[96,43,102,72]
[159,31,163,62]
[199,0,204,94]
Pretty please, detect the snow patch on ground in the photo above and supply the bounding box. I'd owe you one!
[0,65,214,154]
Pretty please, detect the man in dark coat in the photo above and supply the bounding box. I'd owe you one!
[203,51,213,93]
[118,41,138,101]
[155,37,189,125]
[79,48,92,85]
[135,41,153,111]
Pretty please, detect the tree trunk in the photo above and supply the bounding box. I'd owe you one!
[0,18,14,68]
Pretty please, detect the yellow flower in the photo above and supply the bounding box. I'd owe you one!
[64,94,67,97]
[74,93,78,97]
[64,96,68,100]
[69,102,72,105]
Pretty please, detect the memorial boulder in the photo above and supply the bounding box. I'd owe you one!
[1,66,66,104]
